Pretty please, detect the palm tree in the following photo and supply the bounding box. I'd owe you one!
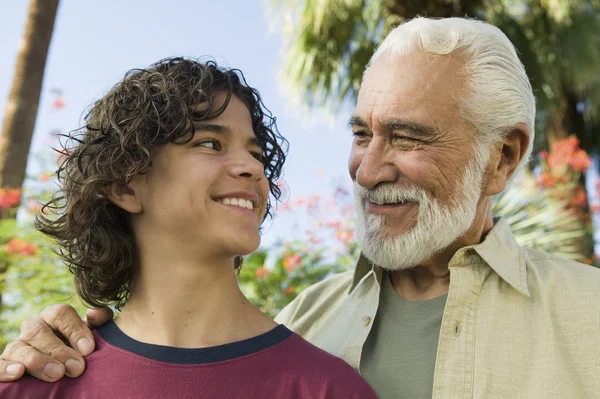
[0,0,60,308]
[0,0,60,190]
[267,0,600,150]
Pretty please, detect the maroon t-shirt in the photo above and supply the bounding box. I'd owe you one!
[0,321,377,398]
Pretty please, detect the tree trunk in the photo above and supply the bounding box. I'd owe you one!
[0,0,60,189]
[0,0,60,309]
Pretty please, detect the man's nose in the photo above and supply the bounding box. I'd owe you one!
[355,143,399,189]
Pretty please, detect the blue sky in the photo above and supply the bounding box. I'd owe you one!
[0,0,355,246]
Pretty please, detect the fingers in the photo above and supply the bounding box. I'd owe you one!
[0,359,25,382]
[17,315,88,379]
[84,307,113,330]
[1,340,66,382]
[38,304,95,356]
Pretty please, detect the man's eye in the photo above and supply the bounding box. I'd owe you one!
[392,135,420,142]
[195,139,221,150]
[352,131,370,139]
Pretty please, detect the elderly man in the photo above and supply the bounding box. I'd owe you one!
[1,17,599,399]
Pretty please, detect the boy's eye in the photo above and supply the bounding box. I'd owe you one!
[195,139,221,150]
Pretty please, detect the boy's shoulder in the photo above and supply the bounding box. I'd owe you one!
[265,332,377,398]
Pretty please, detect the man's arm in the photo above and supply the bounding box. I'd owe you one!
[0,304,112,382]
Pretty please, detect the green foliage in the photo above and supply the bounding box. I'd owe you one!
[492,173,593,262]
[268,0,600,149]
[238,242,359,318]
[0,219,87,348]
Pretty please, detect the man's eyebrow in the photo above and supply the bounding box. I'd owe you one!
[383,119,437,136]
[348,116,437,137]
[193,123,262,147]
[348,116,368,128]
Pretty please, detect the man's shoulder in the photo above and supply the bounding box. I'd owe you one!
[524,248,600,307]
[525,248,600,287]
[275,270,354,333]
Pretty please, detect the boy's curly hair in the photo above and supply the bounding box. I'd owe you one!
[36,57,288,310]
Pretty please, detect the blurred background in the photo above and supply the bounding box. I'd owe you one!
[1,0,599,348]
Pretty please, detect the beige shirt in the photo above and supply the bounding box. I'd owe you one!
[275,218,600,398]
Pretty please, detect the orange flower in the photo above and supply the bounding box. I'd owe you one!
[536,173,556,188]
[552,137,579,156]
[292,197,305,207]
[336,229,355,244]
[570,187,588,207]
[6,238,38,256]
[568,149,591,172]
[0,188,22,209]
[284,286,295,295]
[255,267,269,278]
[538,150,549,160]
[283,254,302,272]
[39,173,52,182]
[326,221,341,229]
[52,96,66,110]
[26,200,42,212]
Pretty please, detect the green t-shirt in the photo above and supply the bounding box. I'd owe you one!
[360,273,447,399]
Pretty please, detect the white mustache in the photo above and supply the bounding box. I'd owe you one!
[354,183,429,206]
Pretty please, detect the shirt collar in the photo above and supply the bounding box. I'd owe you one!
[466,217,530,297]
[349,218,530,297]
[350,253,383,292]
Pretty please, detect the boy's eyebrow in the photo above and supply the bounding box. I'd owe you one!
[193,123,262,147]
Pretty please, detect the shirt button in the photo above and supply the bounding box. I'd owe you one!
[362,316,372,326]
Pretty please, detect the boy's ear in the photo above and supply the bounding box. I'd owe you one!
[107,181,142,214]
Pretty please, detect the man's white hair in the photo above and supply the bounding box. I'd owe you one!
[369,17,536,175]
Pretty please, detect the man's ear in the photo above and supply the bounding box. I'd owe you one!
[107,179,143,214]
[485,124,530,196]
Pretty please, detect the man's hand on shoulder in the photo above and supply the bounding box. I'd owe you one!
[0,304,112,382]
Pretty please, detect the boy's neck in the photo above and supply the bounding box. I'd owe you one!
[114,257,276,348]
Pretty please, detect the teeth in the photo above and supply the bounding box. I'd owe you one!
[218,198,254,210]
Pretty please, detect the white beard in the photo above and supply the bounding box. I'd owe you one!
[354,157,487,271]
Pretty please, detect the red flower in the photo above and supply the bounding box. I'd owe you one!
[538,150,549,160]
[568,149,591,172]
[6,238,38,256]
[284,286,295,295]
[39,173,52,182]
[52,96,66,110]
[336,229,355,244]
[536,173,556,188]
[570,187,588,207]
[26,200,42,212]
[283,254,302,272]
[255,267,269,278]
[0,188,22,209]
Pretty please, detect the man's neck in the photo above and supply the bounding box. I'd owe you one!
[390,207,495,301]
[115,254,276,348]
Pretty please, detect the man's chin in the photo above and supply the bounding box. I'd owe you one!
[364,224,414,241]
